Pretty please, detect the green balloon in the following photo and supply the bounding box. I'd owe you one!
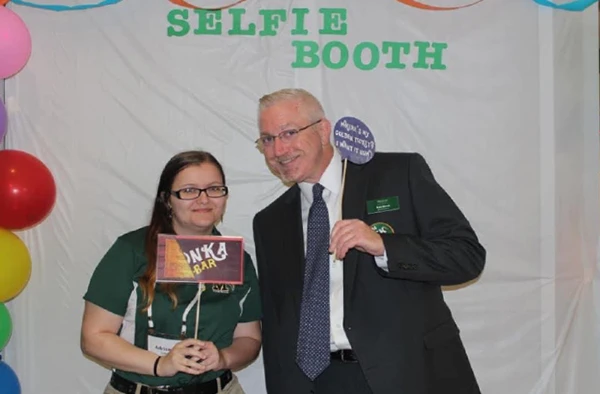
[0,303,12,351]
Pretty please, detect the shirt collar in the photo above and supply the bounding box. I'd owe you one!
[298,149,342,202]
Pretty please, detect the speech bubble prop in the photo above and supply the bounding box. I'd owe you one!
[333,116,375,165]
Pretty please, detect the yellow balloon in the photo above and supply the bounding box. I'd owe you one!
[0,228,32,302]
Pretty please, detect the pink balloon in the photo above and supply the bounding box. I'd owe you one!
[0,7,32,79]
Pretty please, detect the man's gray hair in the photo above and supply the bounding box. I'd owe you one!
[258,88,325,120]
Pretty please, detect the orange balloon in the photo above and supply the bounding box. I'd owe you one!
[396,0,484,10]
[0,1,10,6]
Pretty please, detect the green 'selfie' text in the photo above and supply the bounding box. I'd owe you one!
[166,7,448,71]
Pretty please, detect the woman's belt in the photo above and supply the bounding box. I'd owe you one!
[109,370,233,394]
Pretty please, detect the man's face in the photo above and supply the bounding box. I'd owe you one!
[258,100,330,184]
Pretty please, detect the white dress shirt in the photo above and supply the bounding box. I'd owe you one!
[298,150,388,351]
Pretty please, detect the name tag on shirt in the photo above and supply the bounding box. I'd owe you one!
[366,196,399,214]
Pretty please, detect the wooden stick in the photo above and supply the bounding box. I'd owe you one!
[333,159,348,262]
[339,158,348,220]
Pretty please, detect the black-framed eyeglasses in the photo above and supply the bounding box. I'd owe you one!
[255,119,323,149]
[170,186,228,200]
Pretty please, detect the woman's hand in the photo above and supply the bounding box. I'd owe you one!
[158,338,206,377]
[196,341,226,373]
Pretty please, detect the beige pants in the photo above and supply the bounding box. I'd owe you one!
[104,374,245,394]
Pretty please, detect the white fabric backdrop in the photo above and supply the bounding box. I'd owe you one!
[2,0,599,393]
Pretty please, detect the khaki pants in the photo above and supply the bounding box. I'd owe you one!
[104,374,245,394]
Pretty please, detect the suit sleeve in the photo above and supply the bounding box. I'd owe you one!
[252,213,283,394]
[380,153,486,286]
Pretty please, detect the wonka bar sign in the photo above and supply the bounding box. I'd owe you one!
[156,234,244,284]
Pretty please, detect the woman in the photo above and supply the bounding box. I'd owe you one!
[81,151,261,394]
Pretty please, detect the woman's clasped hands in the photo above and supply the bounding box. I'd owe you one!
[156,339,224,377]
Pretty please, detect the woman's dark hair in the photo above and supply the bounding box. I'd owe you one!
[139,150,226,310]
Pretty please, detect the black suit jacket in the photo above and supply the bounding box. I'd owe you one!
[253,152,486,394]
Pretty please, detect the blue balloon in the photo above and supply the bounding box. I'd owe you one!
[533,0,597,11]
[0,361,21,394]
[10,0,122,12]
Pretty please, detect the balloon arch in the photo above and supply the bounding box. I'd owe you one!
[0,0,597,392]
[0,4,56,393]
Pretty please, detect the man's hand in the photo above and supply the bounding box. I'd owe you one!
[329,219,384,260]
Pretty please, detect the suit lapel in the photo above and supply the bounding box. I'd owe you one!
[280,162,369,322]
[282,185,305,321]
[341,161,369,302]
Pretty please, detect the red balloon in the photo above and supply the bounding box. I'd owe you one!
[0,150,57,230]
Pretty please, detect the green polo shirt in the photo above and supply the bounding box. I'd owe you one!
[83,227,261,387]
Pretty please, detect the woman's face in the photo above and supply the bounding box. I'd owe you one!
[168,163,227,236]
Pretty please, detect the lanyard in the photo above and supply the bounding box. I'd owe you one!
[147,287,202,337]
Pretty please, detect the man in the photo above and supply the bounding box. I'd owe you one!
[252,88,485,394]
